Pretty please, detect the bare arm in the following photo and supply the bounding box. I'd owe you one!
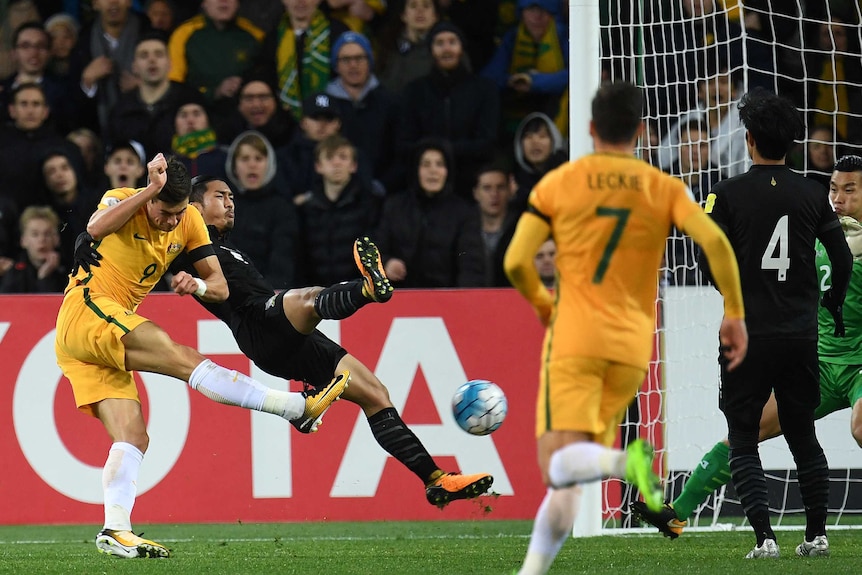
[87,154,167,240]
[171,255,229,302]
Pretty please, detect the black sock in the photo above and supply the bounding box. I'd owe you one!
[368,407,439,484]
[313,279,367,320]
[728,436,775,545]
[791,439,829,541]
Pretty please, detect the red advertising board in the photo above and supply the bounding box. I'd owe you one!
[1,290,556,525]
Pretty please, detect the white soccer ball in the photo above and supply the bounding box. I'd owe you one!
[451,380,508,436]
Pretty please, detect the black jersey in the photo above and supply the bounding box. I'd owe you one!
[705,165,849,339]
[171,226,276,329]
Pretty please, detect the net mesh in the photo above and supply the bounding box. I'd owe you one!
[596,0,862,530]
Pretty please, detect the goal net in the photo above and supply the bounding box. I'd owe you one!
[580,0,862,533]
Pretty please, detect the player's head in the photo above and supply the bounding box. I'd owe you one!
[190,174,235,232]
[590,81,643,145]
[158,156,191,204]
[737,87,803,161]
[830,155,862,221]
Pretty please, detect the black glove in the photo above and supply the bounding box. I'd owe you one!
[821,289,845,337]
[70,232,102,276]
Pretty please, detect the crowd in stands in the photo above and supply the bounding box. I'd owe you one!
[0,0,858,294]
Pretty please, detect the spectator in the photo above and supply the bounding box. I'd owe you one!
[171,94,227,180]
[664,119,721,287]
[67,126,104,189]
[325,31,402,196]
[790,124,837,190]
[145,0,176,34]
[472,164,517,287]
[376,0,440,96]
[534,236,555,288]
[277,91,343,203]
[375,138,485,288]
[108,32,199,158]
[399,21,499,197]
[298,134,378,286]
[511,111,566,215]
[326,0,383,35]
[168,0,264,117]
[0,0,41,79]
[76,0,151,135]
[44,13,79,79]
[102,139,145,190]
[220,73,297,149]
[0,205,66,293]
[225,130,300,288]
[260,0,349,119]
[656,55,748,178]
[0,21,82,134]
[482,0,569,143]
[804,16,862,147]
[439,0,499,72]
[0,83,83,211]
[40,148,97,270]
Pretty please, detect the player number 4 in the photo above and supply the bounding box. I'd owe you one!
[761,215,790,281]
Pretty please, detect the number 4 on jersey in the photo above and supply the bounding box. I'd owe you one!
[761,215,790,281]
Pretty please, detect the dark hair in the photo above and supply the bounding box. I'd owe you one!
[521,116,551,138]
[13,21,50,49]
[314,134,355,162]
[135,29,169,48]
[158,156,191,204]
[473,163,509,187]
[11,81,46,103]
[834,155,862,173]
[189,174,224,203]
[591,81,643,144]
[737,87,803,160]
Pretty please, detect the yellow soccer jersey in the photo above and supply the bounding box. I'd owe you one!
[66,187,211,310]
[530,153,700,368]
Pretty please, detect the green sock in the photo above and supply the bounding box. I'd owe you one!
[672,441,731,520]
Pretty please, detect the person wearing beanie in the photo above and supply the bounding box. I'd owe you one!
[398,20,500,198]
[325,31,402,197]
[481,0,569,142]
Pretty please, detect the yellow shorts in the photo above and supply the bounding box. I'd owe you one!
[54,286,150,416]
[536,356,646,446]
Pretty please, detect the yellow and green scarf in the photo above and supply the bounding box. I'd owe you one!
[509,20,565,76]
[172,128,217,159]
[276,10,331,120]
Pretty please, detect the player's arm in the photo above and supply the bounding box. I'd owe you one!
[681,210,748,370]
[87,154,167,240]
[504,209,554,325]
[171,253,228,302]
[820,221,853,335]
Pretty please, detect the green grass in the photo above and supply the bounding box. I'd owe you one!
[0,521,859,575]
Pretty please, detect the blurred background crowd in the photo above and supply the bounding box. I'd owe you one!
[0,0,857,294]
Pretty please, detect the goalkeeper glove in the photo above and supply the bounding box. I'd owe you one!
[70,232,102,276]
[821,288,845,337]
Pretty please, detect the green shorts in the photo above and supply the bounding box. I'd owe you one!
[816,361,862,418]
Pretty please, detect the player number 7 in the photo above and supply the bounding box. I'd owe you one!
[594,206,630,283]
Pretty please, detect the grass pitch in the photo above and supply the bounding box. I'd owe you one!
[0,520,859,574]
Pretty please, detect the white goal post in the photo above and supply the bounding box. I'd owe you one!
[568,0,862,536]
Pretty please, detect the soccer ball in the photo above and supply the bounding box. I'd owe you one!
[451,380,508,436]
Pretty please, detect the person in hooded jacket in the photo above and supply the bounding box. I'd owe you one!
[374,137,484,288]
[225,129,301,289]
[511,111,566,216]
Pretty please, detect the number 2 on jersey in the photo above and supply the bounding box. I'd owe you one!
[761,215,790,281]
[594,207,630,283]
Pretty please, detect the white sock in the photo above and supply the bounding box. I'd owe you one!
[548,442,627,488]
[188,360,304,419]
[519,487,580,575]
[102,442,143,531]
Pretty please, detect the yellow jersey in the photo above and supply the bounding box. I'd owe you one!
[530,153,699,368]
[66,187,211,310]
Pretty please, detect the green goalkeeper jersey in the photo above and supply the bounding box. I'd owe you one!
[816,239,862,363]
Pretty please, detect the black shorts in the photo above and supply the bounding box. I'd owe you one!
[719,338,820,433]
[232,293,348,389]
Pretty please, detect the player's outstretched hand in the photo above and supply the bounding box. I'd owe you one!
[718,317,748,371]
[171,271,200,296]
[70,232,102,276]
[821,289,846,337]
[147,153,168,191]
